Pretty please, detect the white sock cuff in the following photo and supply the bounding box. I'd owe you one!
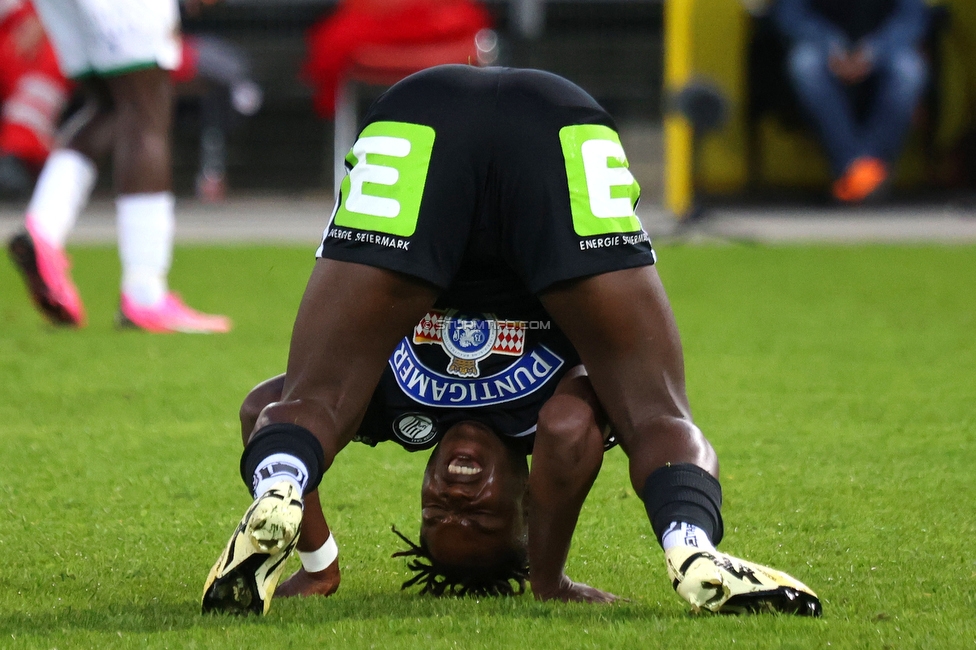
[661,521,716,552]
[117,192,175,307]
[252,453,309,497]
[299,533,338,573]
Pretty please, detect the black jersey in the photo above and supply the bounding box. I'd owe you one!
[319,65,656,452]
[354,303,578,453]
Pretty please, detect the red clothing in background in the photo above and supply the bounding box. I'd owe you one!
[0,0,71,169]
[302,0,491,118]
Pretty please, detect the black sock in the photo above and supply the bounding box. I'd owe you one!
[640,463,724,547]
[240,423,325,496]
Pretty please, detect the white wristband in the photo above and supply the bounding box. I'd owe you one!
[299,533,338,573]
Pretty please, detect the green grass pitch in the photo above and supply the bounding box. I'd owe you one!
[1,243,974,648]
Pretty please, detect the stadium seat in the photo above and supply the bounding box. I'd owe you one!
[333,29,499,190]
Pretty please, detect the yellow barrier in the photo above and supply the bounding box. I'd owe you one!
[664,0,976,215]
[663,0,695,217]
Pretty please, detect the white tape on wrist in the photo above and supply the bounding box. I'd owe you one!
[299,533,338,573]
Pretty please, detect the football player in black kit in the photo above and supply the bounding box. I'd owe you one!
[236,327,616,603]
[201,64,822,617]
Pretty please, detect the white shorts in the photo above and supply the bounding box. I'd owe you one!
[32,0,181,79]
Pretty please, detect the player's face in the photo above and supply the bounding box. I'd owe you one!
[420,421,528,567]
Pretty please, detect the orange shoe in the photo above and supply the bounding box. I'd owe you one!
[832,157,888,203]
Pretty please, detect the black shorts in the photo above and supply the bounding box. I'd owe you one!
[318,64,655,294]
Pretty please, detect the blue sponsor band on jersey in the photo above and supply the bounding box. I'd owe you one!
[390,339,564,408]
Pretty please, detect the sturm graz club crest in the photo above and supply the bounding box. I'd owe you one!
[393,413,438,446]
[412,309,525,377]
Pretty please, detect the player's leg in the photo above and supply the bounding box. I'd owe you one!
[241,65,488,478]
[105,67,171,195]
[241,260,436,498]
[8,0,107,325]
[104,68,177,323]
[238,373,341,598]
[493,68,819,615]
[239,374,285,446]
[206,65,488,614]
[541,266,716,489]
[6,85,109,326]
[103,67,230,333]
[540,266,723,560]
[203,259,439,614]
[490,69,718,539]
[541,266,820,616]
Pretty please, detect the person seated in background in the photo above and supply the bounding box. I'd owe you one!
[0,0,71,200]
[301,0,492,120]
[772,0,931,203]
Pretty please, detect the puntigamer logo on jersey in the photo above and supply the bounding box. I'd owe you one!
[390,309,563,409]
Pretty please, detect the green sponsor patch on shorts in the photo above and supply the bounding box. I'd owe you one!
[559,124,642,237]
[334,121,436,237]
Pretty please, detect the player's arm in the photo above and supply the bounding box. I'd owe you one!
[527,366,617,603]
[276,490,341,597]
[240,374,341,597]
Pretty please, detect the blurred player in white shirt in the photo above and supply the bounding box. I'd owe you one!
[7,0,230,333]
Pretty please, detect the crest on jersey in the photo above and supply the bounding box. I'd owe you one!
[413,309,524,377]
[393,413,438,446]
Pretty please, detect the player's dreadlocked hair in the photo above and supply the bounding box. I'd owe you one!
[391,525,529,597]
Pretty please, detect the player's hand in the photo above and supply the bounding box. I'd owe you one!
[276,563,341,598]
[532,575,619,603]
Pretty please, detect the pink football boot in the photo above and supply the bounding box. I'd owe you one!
[7,221,86,327]
[117,292,232,333]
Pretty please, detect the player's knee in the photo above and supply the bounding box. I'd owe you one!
[239,376,284,446]
[536,394,602,463]
[239,393,263,446]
